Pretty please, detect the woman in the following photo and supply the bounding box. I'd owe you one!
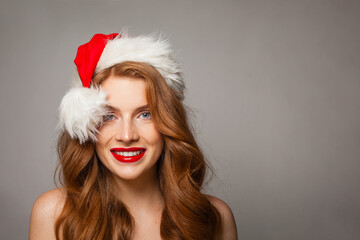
[29,33,237,240]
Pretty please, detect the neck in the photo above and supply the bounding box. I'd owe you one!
[113,166,164,212]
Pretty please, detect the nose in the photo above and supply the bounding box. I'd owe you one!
[115,118,139,144]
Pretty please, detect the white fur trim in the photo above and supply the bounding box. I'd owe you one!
[58,87,108,144]
[96,34,185,100]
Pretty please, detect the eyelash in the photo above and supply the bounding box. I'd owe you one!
[138,110,151,119]
[103,114,116,122]
[103,111,151,122]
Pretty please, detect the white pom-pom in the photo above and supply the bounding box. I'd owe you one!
[58,87,108,144]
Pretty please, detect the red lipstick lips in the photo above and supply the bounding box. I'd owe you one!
[110,147,146,163]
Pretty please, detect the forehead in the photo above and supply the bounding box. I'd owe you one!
[101,76,147,110]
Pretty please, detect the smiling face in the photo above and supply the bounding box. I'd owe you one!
[95,76,164,181]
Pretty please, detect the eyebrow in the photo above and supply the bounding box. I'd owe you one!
[105,104,149,113]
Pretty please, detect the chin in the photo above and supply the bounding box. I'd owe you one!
[110,160,158,182]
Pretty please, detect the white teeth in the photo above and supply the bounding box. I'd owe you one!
[113,150,143,156]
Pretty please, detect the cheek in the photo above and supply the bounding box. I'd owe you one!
[97,125,113,141]
[152,134,164,156]
[95,124,115,148]
[94,128,111,162]
[142,126,164,150]
[94,143,106,164]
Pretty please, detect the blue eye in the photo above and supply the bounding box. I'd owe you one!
[103,114,116,121]
[139,111,151,119]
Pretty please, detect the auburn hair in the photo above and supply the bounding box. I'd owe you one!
[55,61,221,240]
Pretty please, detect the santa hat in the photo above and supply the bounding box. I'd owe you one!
[59,32,184,144]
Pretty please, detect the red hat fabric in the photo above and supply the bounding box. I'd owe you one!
[74,33,119,88]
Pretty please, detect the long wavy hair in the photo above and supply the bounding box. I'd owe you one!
[55,61,221,240]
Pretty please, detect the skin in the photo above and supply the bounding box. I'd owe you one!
[29,76,238,240]
[95,76,165,239]
[95,76,164,185]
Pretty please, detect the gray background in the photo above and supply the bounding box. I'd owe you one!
[1,0,359,239]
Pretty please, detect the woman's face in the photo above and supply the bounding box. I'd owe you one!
[95,76,163,181]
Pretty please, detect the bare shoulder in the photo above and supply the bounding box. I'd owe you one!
[29,188,66,240]
[207,195,238,240]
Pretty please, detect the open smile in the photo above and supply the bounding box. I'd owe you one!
[110,147,146,163]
